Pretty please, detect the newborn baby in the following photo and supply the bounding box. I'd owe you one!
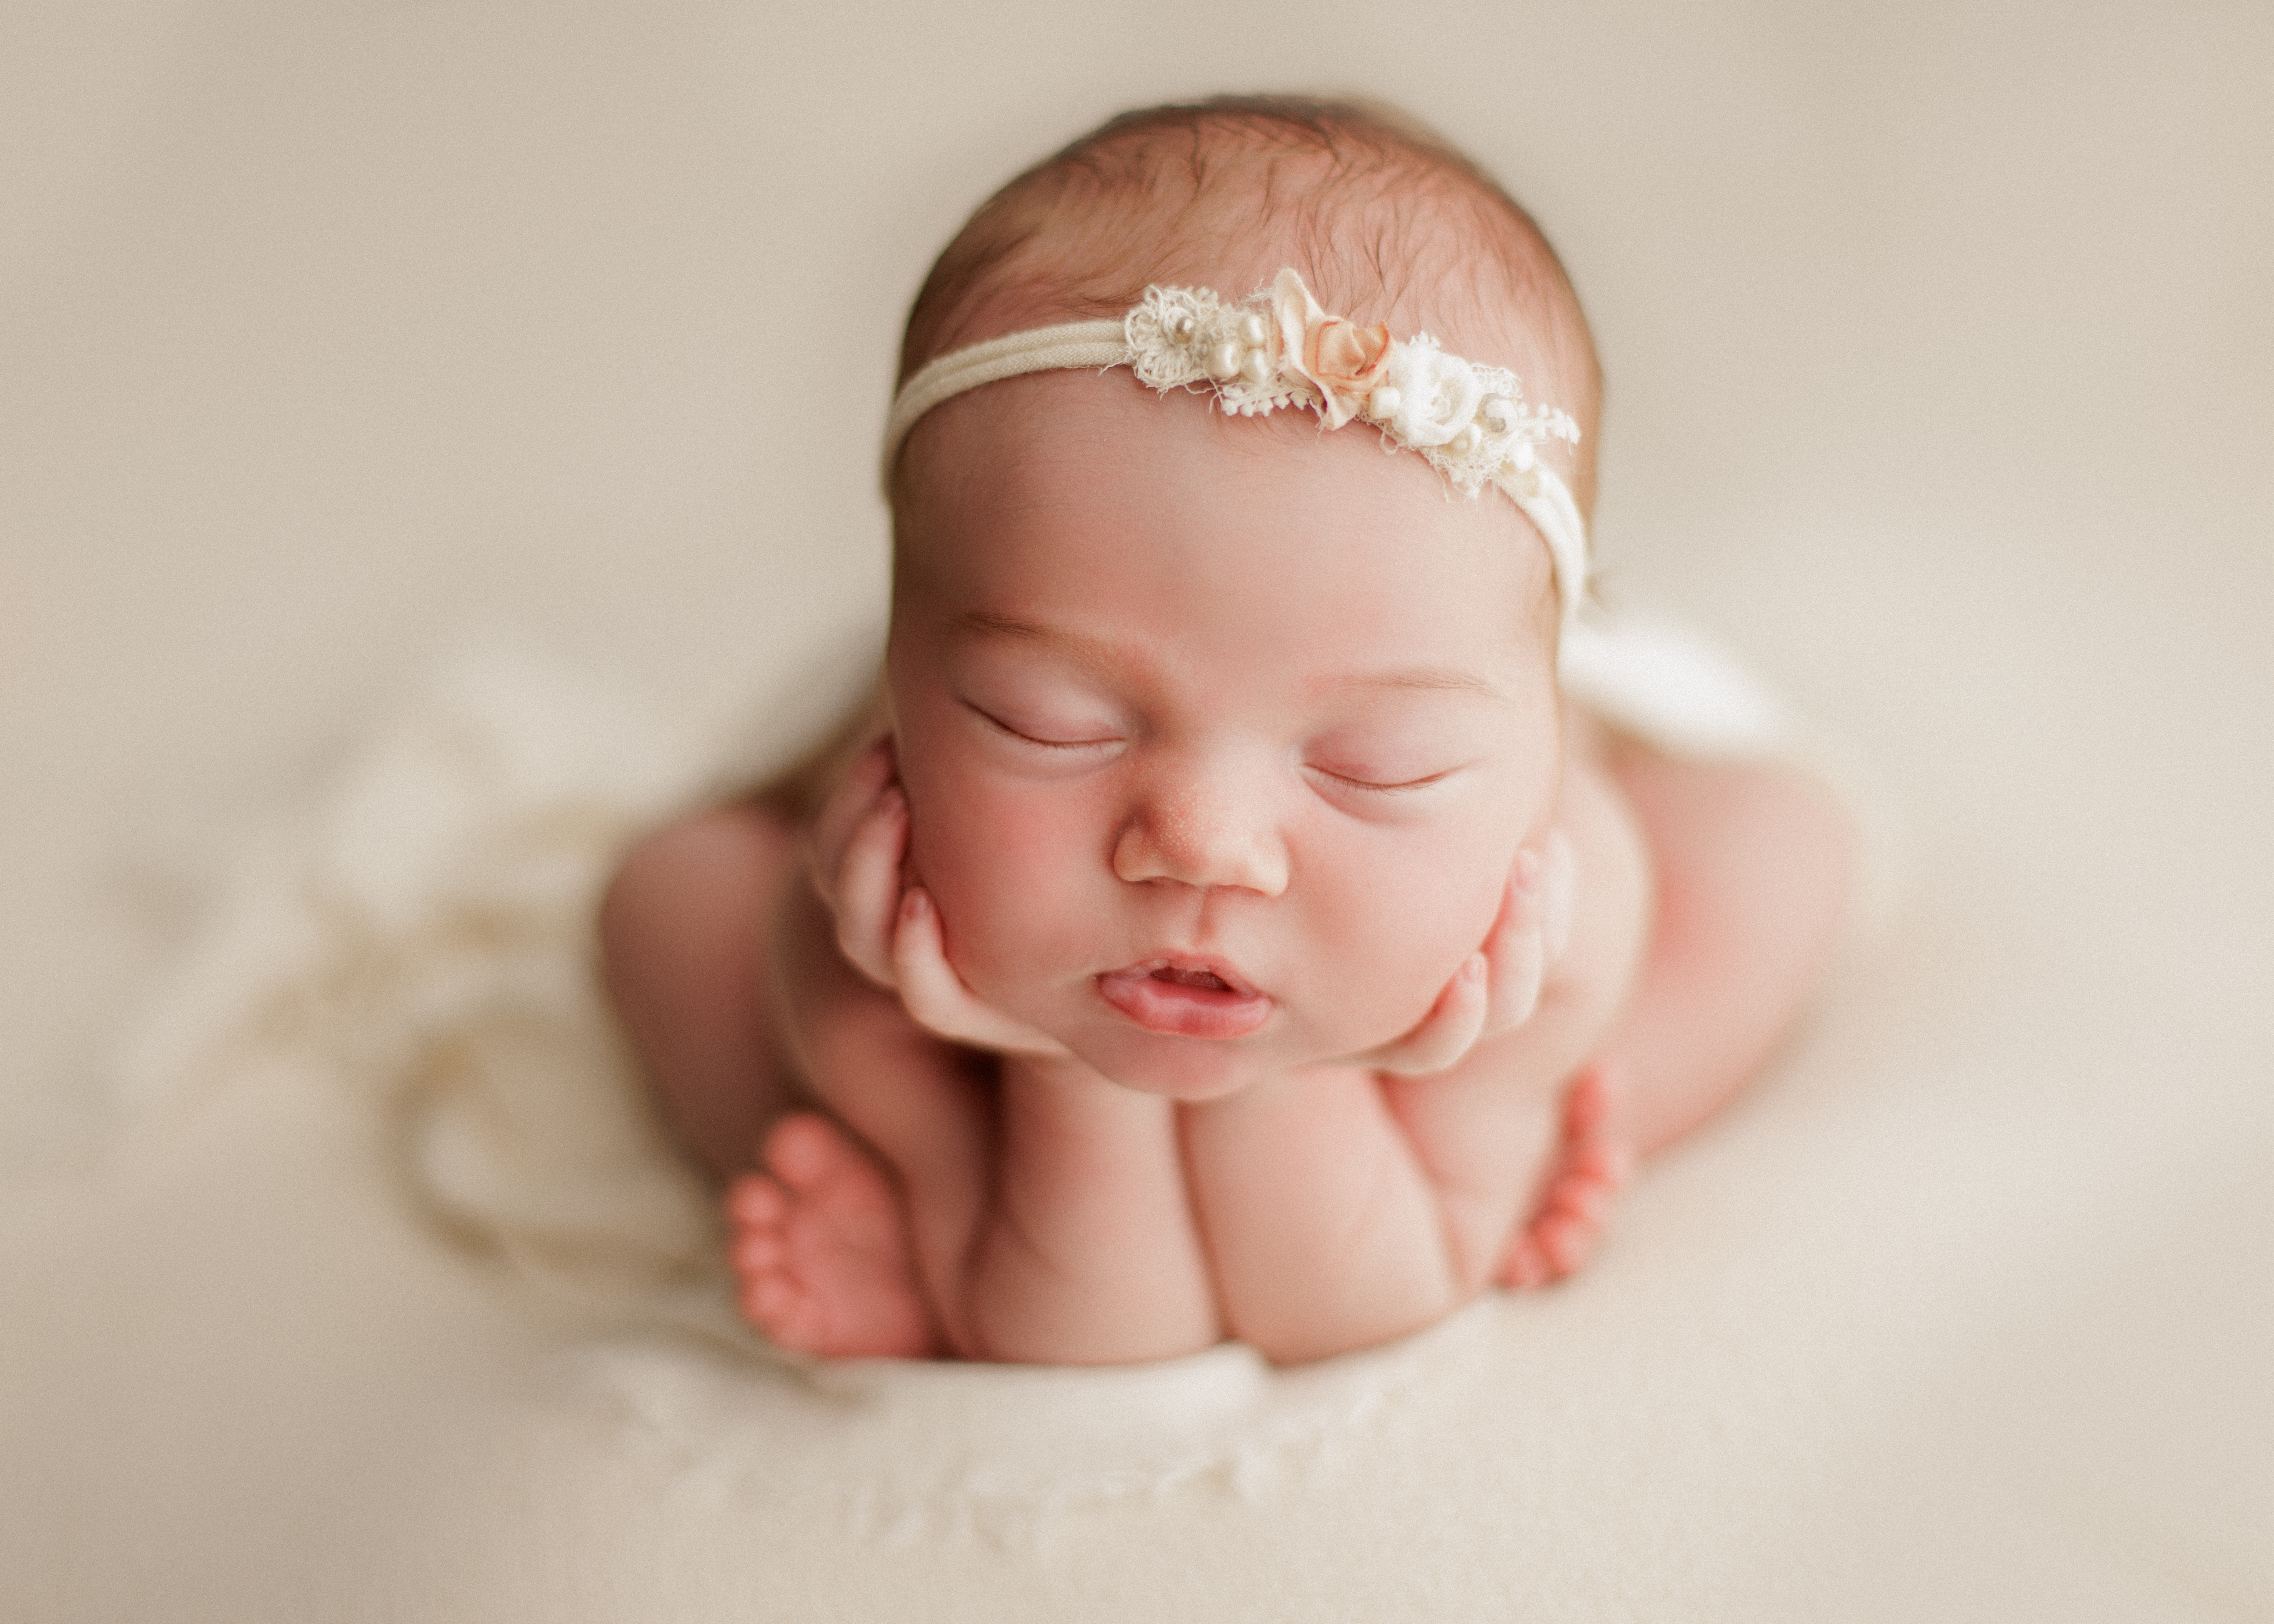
[601,96,1855,1366]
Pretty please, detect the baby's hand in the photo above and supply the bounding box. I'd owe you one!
[809,740,1073,1061]
[808,738,907,988]
[1364,831,1576,1076]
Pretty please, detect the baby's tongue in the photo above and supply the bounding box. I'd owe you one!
[1154,966,1231,992]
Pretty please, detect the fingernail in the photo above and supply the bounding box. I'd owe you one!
[1463,952,1487,984]
[902,888,931,923]
[1513,847,1541,892]
[882,787,907,818]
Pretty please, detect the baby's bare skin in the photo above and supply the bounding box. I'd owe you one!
[748,711,1632,1366]
[605,714,1845,1364]
[601,373,1856,1366]
[602,100,1860,1366]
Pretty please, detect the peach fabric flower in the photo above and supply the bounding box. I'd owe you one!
[1271,269,1392,429]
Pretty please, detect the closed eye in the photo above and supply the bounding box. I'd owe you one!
[1307,763,1463,795]
[968,703,1123,752]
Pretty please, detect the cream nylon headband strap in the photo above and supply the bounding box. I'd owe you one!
[885,322,1128,449]
[882,268,1589,639]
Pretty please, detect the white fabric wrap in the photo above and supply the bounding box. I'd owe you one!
[880,275,1593,646]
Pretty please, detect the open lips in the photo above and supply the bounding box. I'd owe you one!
[1095,957,1273,1040]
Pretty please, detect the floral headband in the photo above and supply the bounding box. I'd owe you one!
[882,267,1589,637]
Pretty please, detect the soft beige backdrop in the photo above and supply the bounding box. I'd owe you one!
[5,4,2271,1619]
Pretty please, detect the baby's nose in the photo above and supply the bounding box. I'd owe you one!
[1111,768,1289,897]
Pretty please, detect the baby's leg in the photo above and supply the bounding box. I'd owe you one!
[600,802,803,1179]
[1495,750,1851,1289]
[1597,745,1859,1157]
[601,805,946,1355]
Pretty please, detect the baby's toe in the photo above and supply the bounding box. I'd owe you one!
[726,1172,790,1227]
[1533,1214,1594,1278]
[1497,1238,1550,1291]
[730,1226,788,1274]
[739,1272,796,1325]
[1545,1180,1613,1228]
[763,1114,843,1185]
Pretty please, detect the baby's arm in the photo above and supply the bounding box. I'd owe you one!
[951,1052,1220,1363]
[599,782,981,1356]
[813,728,1648,1365]
[1179,749,1653,1362]
[799,748,1221,1364]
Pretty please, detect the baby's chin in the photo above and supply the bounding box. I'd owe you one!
[1068,1035,1281,1101]
[1054,1006,1403,1101]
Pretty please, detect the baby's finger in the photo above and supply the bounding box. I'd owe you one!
[891,888,1073,1059]
[1480,849,1548,1037]
[831,788,909,987]
[1372,953,1489,1076]
[808,738,897,895]
[1538,829,1577,961]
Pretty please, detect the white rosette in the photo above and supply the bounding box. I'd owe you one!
[1377,337,1483,451]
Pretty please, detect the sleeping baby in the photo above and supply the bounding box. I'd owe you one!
[599,95,1856,1366]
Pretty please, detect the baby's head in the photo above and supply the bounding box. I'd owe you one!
[880,97,1604,1096]
[895,96,1600,519]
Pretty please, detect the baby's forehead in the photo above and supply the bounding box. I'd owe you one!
[894,371,1559,643]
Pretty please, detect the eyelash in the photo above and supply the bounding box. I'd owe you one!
[974,707,1122,753]
[1309,765,1456,796]
[972,705,1455,794]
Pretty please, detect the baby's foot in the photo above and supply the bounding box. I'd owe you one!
[726,1112,939,1358]
[1497,1066,1633,1290]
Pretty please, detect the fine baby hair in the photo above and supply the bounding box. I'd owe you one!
[890,95,1604,538]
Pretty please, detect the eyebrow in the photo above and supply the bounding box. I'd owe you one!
[949,609,1125,685]
[952,611,1506,701]
[1340,666,1507,700]
[952,610,1061,642]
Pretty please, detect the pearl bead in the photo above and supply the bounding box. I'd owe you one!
[1238,312,1268,347]
[1239,347,1273,387]
[1449,423,1481,457]
[1481,396,1515,435]
[1207,340,1243,382]
[1367,385,1401,420]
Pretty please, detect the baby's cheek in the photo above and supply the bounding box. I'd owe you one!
[908,784,1100,990]
[1306,825,1513,1042]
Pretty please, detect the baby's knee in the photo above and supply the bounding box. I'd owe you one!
[600,804,800,990]
[1729,762,1860,926]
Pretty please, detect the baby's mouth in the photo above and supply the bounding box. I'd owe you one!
[1095,958,1273,1040]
